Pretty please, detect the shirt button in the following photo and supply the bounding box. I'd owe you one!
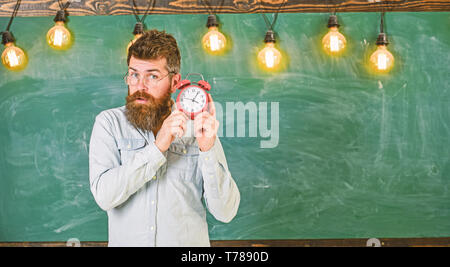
[152,175,156,180]
[150,226,154,231]
[183,149,187,154]
[127,144,131,149]
[151,200,155,205]
[205,157,209,161]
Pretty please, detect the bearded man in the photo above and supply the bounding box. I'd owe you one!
[88,29,240,247]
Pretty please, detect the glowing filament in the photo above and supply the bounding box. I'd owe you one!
[330,35,339,52]
[6,49,19,67]
[209,33,220,51]
[257,42,282,71]
[53,29,63,47]
[378,53,387,70]
[202,27,227,54]
[265,49,275,68]
[369,45,394,73]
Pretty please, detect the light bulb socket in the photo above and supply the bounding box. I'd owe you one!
[54,10,67,22]
[1,31,15,45]
[327,14,340,28]
[264,30,276,43]
[133,22,144,35]
[206,15,219,28]
[376,32,389,46]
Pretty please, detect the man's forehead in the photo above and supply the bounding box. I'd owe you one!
[128,56,167,72]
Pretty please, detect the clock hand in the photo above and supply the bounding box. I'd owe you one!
[191,92,201,104]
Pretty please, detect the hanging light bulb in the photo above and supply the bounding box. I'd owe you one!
[47,10,72,50]
[127,22,144,53]
[202,15,227,54]
[322,14,346,55]
[1,31,27,71]
[202,26,226,53]
[369,33,394,73]
[257,30,282,71]
[369,13,394,73]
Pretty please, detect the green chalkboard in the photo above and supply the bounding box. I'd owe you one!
[0,12,449,242]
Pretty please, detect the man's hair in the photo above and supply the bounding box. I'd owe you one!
[127,29,181,74]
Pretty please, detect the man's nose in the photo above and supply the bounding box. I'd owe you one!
[136,78,149,92]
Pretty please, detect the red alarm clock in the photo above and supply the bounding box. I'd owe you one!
[175,73,211,120]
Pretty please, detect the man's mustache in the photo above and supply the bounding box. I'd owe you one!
[127,91,153,102]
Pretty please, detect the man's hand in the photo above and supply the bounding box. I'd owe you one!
[194,94,219,152]
[155,110,188,153]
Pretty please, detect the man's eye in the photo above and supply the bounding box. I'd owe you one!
[130,73,139,79]
[148,74,159,80]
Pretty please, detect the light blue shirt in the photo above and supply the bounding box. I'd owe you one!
[88,106,240,247]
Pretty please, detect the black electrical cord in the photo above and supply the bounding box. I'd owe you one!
[200,0,225,15]
[5,0,22,32]
[327,0,340,28]
[326,0,337,15]
[132,0,155,24]
[1,0,22,45]
[259,0,286,43]
[380,11,385,33]
[131,0,155,35]
[58,0,71,11]
[54,0,71,22]
[260,0,286,32]
[376,12,389,45]
[201,0,225,29]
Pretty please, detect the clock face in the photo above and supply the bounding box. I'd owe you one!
[179,85,208,115]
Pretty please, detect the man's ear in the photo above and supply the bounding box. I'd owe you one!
[170,73,181,94]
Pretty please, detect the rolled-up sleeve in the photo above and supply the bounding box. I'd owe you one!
[198,137,240,223]
[89,112,166,211]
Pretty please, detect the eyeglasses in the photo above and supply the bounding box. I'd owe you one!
[124,70,174,88]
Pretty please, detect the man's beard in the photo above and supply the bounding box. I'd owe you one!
[125,90,174,133]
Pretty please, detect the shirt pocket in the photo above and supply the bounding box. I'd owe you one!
[166,144,199,183]
[117,138,146,165]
